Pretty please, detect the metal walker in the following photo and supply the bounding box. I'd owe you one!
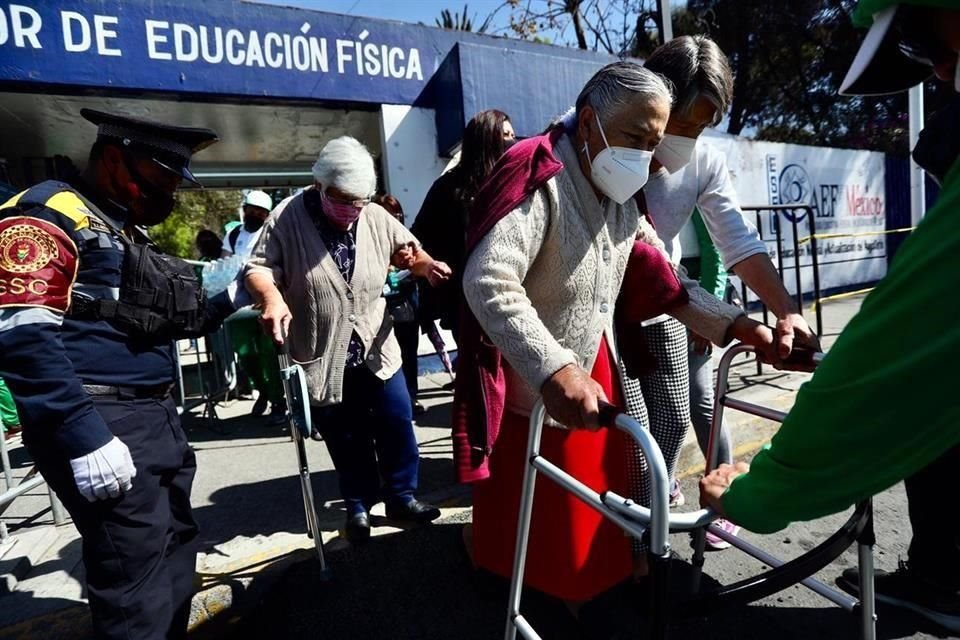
[505,344,876,639]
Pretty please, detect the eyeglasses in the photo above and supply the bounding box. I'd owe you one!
[322,191,370,209]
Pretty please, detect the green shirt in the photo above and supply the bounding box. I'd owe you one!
[723,157,960,533]
[691,208,728,300]
[0,377,19,429]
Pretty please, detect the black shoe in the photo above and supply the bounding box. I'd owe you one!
[266,402,288,426]
[412,401,426,416]
[309,427,324,442]
[251,395,268,417]
[344,512,371,544]
[385,498,441,524]
[838,561,960,633]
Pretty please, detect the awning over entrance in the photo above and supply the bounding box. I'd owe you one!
[0,0,621,189]
[0,93,382,188]
[433,42,613,156]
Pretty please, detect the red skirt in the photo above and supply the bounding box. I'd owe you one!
[472,336,631,601]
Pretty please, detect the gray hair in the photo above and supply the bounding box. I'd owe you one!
[643,35,733,126]
[311,136,377,198]
[575,61,674,123]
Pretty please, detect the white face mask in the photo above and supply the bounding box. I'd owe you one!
[654,134,698,173]
[584,115,654,205]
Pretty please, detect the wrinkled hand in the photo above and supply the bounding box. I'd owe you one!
[391,243,416,269]
[775,312,820,361]
[260,295,292,345]
[726,315,779,365]
[699,461,749,517]
[70,436,137,502]
[541,364,609,430]
[425,260,452,287]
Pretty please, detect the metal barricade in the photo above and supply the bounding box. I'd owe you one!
[0,433,67,543]
[506,345,877,640]
[173,323,238,421]
[739,205,822,375]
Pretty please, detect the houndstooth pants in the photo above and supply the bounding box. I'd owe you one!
[621,317,690,552]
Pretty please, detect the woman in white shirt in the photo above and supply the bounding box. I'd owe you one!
[625,36,819,557]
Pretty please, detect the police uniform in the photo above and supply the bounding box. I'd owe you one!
[0,111,219,640]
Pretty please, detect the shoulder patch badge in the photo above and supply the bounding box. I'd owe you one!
[0,223,60,273]
[0,216,79,313]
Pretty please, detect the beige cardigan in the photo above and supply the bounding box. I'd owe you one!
[245,190,416,406]
[463,134,742,417]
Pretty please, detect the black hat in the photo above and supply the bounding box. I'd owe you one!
[81,108,218,185]
[839,5,933,96]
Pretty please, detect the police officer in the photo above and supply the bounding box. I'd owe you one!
[0,110,221,639]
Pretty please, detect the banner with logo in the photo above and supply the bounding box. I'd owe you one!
[697,131,887,298]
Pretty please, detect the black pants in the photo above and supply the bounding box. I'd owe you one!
[27,396,198,640]
[906,444,960,590]
[394,319,420,402]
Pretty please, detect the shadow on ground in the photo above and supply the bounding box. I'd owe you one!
[219,522,947,640]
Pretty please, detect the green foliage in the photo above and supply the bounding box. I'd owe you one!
[436,4,493,33]
[491,0,950,154]
[151,189,243,258]
[678,0,954,154]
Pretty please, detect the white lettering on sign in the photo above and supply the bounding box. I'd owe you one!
[174,23,198,62]
[225,28,244,65]
[336,38,352,74]
[93,15,120,56]
[145,19,172,60]
[62,12,120,55]
[61,11,90,52]
[5,4,43,49]
[199,26,224,63]
[2,6,426,86]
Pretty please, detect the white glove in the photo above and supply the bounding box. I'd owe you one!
[69,437,137,502]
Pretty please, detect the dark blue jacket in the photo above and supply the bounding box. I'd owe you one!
[0,180,176,458]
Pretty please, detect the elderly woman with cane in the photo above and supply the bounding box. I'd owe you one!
[245,137,452,543]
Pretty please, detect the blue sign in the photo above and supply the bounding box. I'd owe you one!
[0,0,606,107]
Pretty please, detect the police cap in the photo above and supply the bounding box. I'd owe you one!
[81,108,218,185]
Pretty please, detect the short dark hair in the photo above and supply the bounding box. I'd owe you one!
[373,193,404,223]
[644,35,734,125]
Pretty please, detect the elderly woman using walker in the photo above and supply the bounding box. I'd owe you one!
[245,137,452,543]
[455,62,782,608]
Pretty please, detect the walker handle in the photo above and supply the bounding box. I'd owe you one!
[597,400,622,428]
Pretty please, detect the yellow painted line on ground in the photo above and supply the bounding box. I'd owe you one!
[677,437,771,480]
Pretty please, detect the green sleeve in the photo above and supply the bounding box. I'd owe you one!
[0,377,20,429]
[692,209,728,299]
[723,161,960,534]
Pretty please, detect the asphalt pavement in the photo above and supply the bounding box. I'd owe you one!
[2,295,954,639]
[221,476,949,640]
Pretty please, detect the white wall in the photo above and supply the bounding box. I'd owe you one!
[379,104,448,226]
[691,129,887,296]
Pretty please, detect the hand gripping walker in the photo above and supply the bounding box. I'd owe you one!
[506,345,877,640]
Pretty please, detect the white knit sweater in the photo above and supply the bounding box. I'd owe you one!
[463,134,742,417]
